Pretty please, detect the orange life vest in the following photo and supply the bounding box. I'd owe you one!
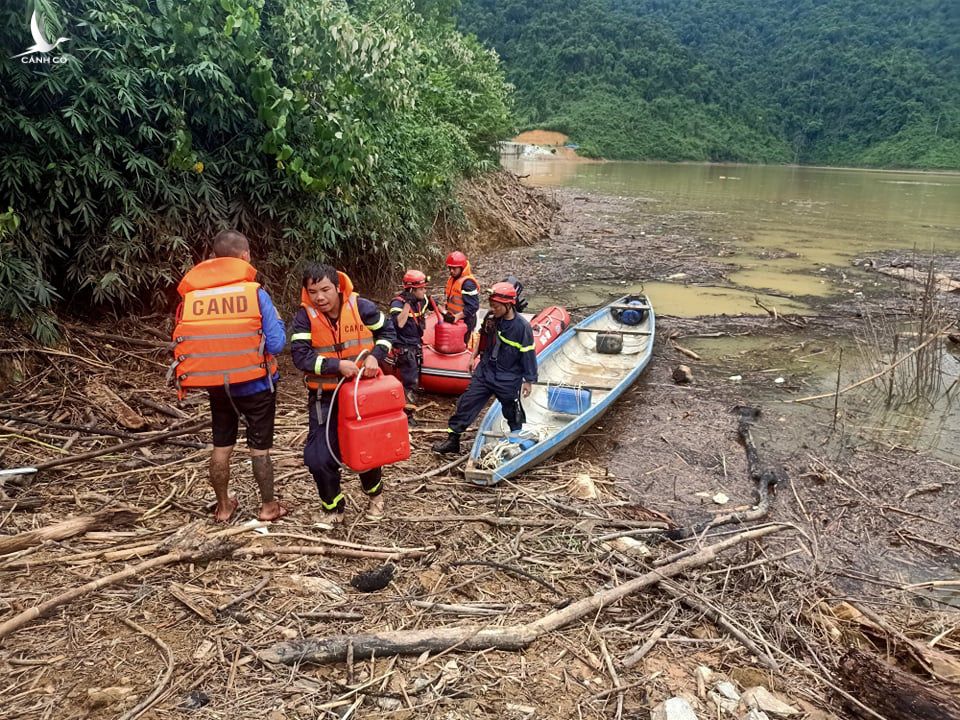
[444,261,478,315]
[170,257,277,398]
[301,272,375,392]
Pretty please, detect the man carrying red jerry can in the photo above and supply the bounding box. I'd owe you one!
[387,269,431,426]
[433,282,537,455]
[290,264,399,522]
[442,251,480,345]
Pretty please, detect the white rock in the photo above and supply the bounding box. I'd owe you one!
[285,574,345,601]
[714,681,740,701]
[192,639,214,661]
[695,666,714,698]
[774,377,785,384]
[712,493,730,505]
[606,536,651,557]
[740,687,799,716]
[651,697,700,720]
[506,703,537,716]
[438,659,461,688]
[709,690,739,715]
[728,375,742,382]
[571,473,598,500]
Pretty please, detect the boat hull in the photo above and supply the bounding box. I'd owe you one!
[465,296,654,485]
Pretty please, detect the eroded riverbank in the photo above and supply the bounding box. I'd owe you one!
[0,177,958,719]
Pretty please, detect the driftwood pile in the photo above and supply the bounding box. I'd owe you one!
[0,321,958,719]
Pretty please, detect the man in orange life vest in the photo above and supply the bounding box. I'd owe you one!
[443,251,480,343]
[290,264,397,521]
[171,230,287,523]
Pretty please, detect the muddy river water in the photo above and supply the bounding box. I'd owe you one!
[499,157,960,467]
[490,158,960,597]
[503,157,960,315]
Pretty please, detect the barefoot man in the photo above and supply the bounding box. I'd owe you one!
[170,230,287,522]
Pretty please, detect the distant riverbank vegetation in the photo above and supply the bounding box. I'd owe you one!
[458,0,959,169]
[0,0,511,338]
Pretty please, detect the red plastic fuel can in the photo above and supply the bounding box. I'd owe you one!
[434,319,467,354]
[338,373,410,472]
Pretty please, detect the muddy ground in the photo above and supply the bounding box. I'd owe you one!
[0,182,958,719]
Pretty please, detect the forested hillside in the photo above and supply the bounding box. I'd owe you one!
[1,0,511,337]
[458,0,959,168]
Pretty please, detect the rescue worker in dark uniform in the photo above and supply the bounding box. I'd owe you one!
[432,282,537,455]
[290,263,396,522]
[443,251,480,343]
[387,269,430,426]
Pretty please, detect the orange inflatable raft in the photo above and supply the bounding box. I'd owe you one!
[416,306,570,395]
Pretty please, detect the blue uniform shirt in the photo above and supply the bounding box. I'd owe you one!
[389,294,430,348]
[478,313,538,383]
[461,278,479,328]
[227,288,286,397]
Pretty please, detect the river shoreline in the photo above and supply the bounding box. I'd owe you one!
[0,179,957,718]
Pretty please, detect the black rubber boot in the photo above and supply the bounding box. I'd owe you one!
[432,433,461,455]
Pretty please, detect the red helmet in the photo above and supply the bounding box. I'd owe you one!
[445,251,468,269]
[488,281,518,304]
[402,269,427,288]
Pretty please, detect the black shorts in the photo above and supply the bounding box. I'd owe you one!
[208,388,277,450]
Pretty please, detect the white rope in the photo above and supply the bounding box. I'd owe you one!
[477,425,552,470]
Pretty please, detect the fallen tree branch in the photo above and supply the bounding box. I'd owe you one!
[119,619,175,720]
[443,560,564,598]
[839,649,960,720]
[789,325,952,403]
[0,412,203,449]
[621,606,677,668]
[0,507,138,556]
[661,580,781,671]
[0,525,246,640]
[259,524,790,665]
[670,341,702,361]
[30,420,207,472]
[238,544,435,562]
[397,454,469,483]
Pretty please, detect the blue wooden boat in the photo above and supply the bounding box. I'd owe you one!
[464,295,655,486]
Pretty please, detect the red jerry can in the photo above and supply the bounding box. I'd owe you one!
[434,319,467,354]
[338,372,410,472]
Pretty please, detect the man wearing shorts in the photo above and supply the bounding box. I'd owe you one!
[171,230,287,522]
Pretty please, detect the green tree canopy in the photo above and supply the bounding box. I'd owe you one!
[458,0,959,168]
[1,0,512,338]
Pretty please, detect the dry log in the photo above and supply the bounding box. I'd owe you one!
[671,342,702,361]
[839,649,960,720]
[259,524,789,665]
[86,380,149,430]
[0,507,138,556]
[134,397,189,419]
[31,420,206,472]
[0,531,242,640]
[0,412,202,449]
